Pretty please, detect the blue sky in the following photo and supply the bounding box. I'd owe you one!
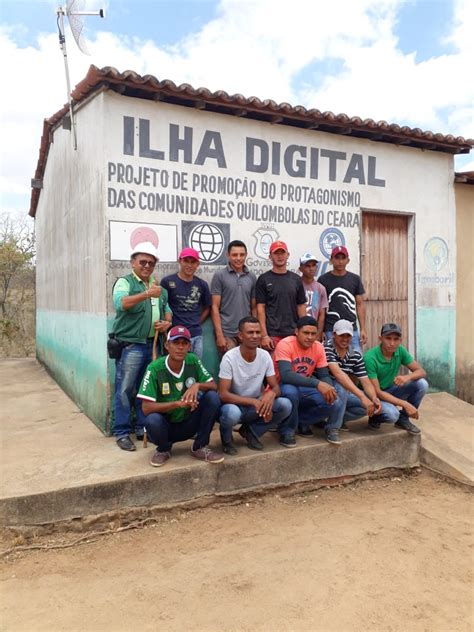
[1,0,472,217]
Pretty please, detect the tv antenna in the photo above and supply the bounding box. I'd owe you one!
[56,0,105,149]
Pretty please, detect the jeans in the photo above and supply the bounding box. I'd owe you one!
[333,381,369,426]
[191,335,203,359]
[113,340,154,438]
[280,383,345,431]
[219,397,293,444]
[325,330,362,354]
[372,378,429,424]
[144,391,221,452]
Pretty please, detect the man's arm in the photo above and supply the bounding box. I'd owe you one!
[317,308,326,342]
[393,360,427,386]
[278,361,337,403]
[327,362,375,414]
[355,294,367,345]
[210,295,227,353]
[218,377,261,409]
[257,303,273,350]
[297,303,307,318]
[251,297,257,318]
[141,379,216,415]
[368,377,419,419]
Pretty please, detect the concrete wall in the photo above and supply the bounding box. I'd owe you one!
[35,95,109,431]
[455,182,474,403]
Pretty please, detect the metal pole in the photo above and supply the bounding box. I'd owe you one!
[58,7,77,150]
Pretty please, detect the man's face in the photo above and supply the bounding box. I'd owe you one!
[270,248,289,268]
[380,333,402,355]
[300,261,317,279]
[333,332,352,350]
[131,254,157,281]
[228,246,247,271]
[179,256,199,276]
[295,325,318,349]
[331,253,349,272]
[238,322,262,348]
[165,338,191,360]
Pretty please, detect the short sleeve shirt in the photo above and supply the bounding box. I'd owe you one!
[302,279,329,321]
[219,347,274,398]
[255,271,307,337]
[318,271,365,331]
[137,353,213,423]
[364,344,414,390]
[210,265,257,336]
[161,273,211,337]
[274,336,327,382]
[324,340,367,378]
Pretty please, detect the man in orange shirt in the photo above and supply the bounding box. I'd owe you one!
[275,316,345,444]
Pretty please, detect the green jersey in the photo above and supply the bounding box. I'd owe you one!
[137,353,213,423]
[364,344,414,390]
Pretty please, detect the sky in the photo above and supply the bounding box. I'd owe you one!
[1,0,473,219]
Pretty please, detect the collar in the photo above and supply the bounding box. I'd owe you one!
[165,355,185,378]
[131,270,150,286]
[226,263,249,274]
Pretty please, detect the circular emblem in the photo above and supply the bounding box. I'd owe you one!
[189,223,224,263]
[424,237,448,272]
[185,377,196,388]
[319,228,345,259]
[130,226,159,249]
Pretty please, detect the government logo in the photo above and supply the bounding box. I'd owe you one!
[319,228,345,259]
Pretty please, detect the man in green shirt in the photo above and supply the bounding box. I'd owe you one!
[364,323,428,434]
[137,325,224,467]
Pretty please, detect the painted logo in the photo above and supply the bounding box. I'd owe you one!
[424,237,448,272]
[319,228,345,260]
[253,226,280,260]
[182,221,229,265]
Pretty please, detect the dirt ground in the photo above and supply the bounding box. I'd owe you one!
[1,470,472,632]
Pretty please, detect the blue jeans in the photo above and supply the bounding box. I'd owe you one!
[372,378,429,424]
[280,383,345,431]
[191,335,203,359]
[113,340,153,438]
[144,391,221,452]
[219,397,293,444]
[333,382,369,426]
[325,330,362,354]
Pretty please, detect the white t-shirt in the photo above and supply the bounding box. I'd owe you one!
[218,347,275,398]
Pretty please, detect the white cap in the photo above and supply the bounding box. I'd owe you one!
[333,319,354,336]
[300,252,319,265]
[130,242,158,260]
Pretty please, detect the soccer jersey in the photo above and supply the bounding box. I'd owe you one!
[324,340,367,378]
[137,353,213,423]
[274,335,327,382]
[364,344,414,390]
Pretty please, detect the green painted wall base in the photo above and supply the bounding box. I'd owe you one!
[416,307,455,393]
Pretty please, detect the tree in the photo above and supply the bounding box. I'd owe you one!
[0,214,36,356]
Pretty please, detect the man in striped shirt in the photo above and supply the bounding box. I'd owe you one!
[324,319,381,442]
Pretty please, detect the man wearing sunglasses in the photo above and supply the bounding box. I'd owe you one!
[111,242,172,451]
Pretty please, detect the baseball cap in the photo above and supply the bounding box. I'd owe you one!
[331,245,349,258]
[179,247,200,261]
[300,252,319,265]
[381,323,402,336]
[167,326,192,342]
[269,240,289,254]
[130,242,158,260]
[333,319,354,336]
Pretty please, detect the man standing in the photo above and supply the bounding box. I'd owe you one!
[275,316,345,445]
[364,323,428,434]
[256,241,307,352]
[318,246,367,352]
[299,252,328,341]
[211,240,256,355]
[137,326,224,467]
[111,242,172,451]
[324,319,381,438]
[218,317,294,453]
[161,247,211,358]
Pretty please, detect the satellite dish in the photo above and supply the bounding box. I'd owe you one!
[56,1,105,149]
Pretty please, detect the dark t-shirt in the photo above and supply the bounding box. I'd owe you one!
[161,273,211,337]
[318,271,365,331]
[255,270,306,337]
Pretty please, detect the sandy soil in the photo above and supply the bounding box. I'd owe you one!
[1,471,473,632]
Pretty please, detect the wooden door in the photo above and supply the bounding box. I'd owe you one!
[361,212,410,350]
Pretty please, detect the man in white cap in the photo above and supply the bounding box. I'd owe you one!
[299,252,328,341]
[324,319,381,441]
[111,242,172,451]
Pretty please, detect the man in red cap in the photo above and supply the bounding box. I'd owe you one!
[161,247,211,358]
[318,245,367,353]
[255,241,307,352]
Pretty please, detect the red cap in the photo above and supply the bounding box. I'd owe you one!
[179,247,200,261]
[331,245,349,258]
[269,240,289,254]
[167,326,192,342]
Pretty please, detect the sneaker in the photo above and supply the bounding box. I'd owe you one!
[395,418,421,435]
[279,434,296,448]
[191,446,225,463]
[222,442,238,455]
[297,425,313,437]
[150,450,170,467]
[368,420,381,431]
[340,422,350,432]
[116,436,136,451]
[325,429,341,445]
[238,425,264,451]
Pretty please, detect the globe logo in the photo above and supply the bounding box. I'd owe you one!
[424,237,448,272]
[189,223,225,263]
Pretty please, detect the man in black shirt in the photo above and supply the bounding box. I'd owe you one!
[256,241,307,352]
[318,245,367,353]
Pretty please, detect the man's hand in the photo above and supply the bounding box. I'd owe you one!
[181,384,200,411]
[216,334,228,355]
[402,402,419,419]
[359,329,368,345]
[372,397,382,415]
[393,374,412,387]
[256,390,276,422]
[154,320,171,333]
[359,393,375,417]
[261,335,274,351]
[317,381,337,404]
[147,279,162,299]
